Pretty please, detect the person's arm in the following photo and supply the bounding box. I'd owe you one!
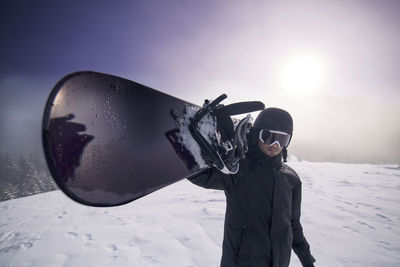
[187,167,235,191]
[292,181,316,267]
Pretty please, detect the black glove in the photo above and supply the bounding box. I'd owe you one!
[304,264,315,267]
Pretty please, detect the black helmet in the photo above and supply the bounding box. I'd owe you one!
[253,107,293,134]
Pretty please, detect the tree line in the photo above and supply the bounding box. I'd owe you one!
[0,151,57,201]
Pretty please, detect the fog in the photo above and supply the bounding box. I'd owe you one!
[0,75,52,156]
[143,0,400,164]
[1,0,399,164]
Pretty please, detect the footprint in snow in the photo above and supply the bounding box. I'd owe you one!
[0,241,34,253]
[66,232,78,239]
[343,201,357,207]
[58,211,67,218]
[342,225,361,234]
[0,234,41,253]
[379,240,391,246]
[143,255,160,264]
[132,236,151,245]
[110,255,119,261]
[83,234,93,241]
[376,213,391,221]
[106,244,118,252]
[0,231,19,242]
[357,221,376,230]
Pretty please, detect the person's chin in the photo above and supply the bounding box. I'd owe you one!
[266,150,279,157]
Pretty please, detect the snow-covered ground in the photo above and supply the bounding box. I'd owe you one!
[0,160,399,267]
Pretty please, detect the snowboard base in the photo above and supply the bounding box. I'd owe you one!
[42,71,202,206]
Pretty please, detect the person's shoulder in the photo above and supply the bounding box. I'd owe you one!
[280,163,298,177]
[280,163,301,184]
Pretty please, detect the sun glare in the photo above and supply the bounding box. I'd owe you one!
[280,54,325,94]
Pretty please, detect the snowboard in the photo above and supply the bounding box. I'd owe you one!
[42,71,264,207]
[42,71,207,207]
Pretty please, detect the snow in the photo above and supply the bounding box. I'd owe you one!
[176,105,217,169]
[1,160,400,267]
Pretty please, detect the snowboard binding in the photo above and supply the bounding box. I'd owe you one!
[168,94,264,174]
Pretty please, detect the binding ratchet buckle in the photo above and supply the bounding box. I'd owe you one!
[189,94,264,174]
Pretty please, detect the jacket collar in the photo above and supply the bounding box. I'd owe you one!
[246,141,283,172]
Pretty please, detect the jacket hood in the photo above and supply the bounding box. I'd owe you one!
[246,127,283,172]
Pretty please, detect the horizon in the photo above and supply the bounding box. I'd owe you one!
[1,0,399,165]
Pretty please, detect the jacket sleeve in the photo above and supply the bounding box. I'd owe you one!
[292,181,316,266]
[187,167,235,191]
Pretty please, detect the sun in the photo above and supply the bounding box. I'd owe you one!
[280,54,326,94]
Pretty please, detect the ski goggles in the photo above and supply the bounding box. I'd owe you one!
[258,129,291,148]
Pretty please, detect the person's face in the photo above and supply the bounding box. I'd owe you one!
[258,139,283,157]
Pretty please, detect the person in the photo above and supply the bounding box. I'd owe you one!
[188,107,316,267]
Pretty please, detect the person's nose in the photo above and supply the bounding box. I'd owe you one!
[271,143,280,149]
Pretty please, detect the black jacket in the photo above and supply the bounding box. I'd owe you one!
[188,144,315,267]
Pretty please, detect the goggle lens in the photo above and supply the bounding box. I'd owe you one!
[259,129,291,147]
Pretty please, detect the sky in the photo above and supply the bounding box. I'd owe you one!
[1,0,399,164]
